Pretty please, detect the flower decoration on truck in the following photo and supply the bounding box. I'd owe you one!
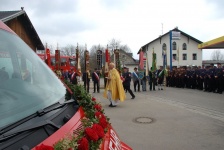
[35,80,110,150]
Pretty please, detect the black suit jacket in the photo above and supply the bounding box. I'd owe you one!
[82,72,90,82]
[122,72,131,86]
[92,72,99,82]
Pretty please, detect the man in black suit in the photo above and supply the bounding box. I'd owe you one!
[122,67,135,99]
[92,68,100,93]
[215,63,223,94]
[82,69,90,93]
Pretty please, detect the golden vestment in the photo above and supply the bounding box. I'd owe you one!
[103,68,126,101]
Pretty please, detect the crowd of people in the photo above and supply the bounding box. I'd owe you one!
[166,63,224,94]
[126,63,224,95]
[59,68,101,94]
[56,62,223,108]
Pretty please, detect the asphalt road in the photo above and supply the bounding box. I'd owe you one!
[90,81,224,150]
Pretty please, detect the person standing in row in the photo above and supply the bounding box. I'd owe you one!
[82,69,90,93]
[104,63,126,107]
[122,67,135,99]
[148,67,156,91]
[92,68,100,93]
[157,66,164,90]
[215,63,223,94]
[132,67,140,92]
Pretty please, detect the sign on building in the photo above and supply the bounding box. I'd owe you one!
[172,31,181,40]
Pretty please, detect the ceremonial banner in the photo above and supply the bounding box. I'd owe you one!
[152,49,157,71]
[46,48,51,66]
[139,49,144,70]
[84,50,90,71]
[145,51,149,76]
[55,50,60,70]
[105,48,109,73]
[76,46,81,76]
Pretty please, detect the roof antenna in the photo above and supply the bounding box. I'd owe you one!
[21,7,24,10]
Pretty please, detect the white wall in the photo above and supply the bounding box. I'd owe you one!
[146,33,202,69]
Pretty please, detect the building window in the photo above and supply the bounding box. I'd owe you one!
[183,54,187,60]
[182,43,187,50]
[173,54,177,60]
[162,43,167,50]
[192,53,197,60]
[172,42,176,50]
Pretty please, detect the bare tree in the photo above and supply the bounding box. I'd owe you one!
[211,49,224,60]
[120,44,131,53]
[61,45,76,56]
[108,38,121,50]
[108,38,132,53]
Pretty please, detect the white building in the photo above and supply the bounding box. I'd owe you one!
[139,28,203,69]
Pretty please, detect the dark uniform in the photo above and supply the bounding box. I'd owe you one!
[92,69,100,93]
[82,71,90,93]
[122,68,135,99]
[149,69,156,91]
[204,66,210,91]
[157,68,164,90]
[186,68,191,88]
[215,64,223,94]
[198,68,205,90]
[208,65,215,92]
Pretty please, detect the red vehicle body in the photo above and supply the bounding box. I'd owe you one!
[32,108,132,150]
[37,53,76,72]
[0,20,132,150]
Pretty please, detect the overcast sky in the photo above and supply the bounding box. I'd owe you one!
[1,0,224,60]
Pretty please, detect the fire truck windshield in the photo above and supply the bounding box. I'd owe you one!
[0,29,66,128]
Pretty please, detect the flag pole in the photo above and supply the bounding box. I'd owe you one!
[145,48,149,91]
[170,31,173,71]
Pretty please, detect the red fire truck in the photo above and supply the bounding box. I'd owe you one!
[0,20,132,150]
[37,52,76,72]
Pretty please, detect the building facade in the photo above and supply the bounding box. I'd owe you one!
[0,8,44,51]
[110,49,138,72]
[139,28,203,69]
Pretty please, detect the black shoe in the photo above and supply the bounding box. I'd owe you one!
[109,103,112,107]
[131,96,135,99]
[161,88,163,90]
[109,104,117,107]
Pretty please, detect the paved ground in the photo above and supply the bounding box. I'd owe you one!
[87,79,224,150]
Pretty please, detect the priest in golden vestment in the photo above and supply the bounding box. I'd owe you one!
[103,63,126,107]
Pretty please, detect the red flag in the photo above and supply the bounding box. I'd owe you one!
[105,49,109,62]
[139,50,144,70]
